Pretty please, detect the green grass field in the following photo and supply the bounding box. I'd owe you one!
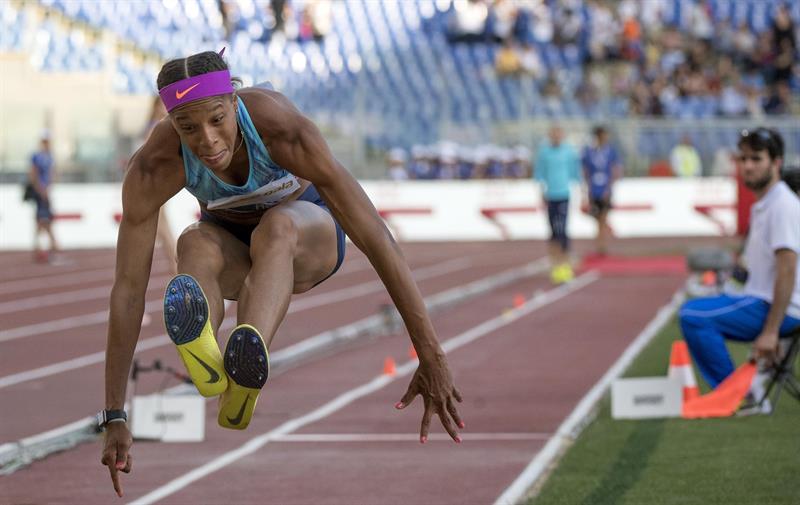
[530,318,800,505]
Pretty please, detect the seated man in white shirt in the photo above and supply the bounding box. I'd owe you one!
[679,128,800,391]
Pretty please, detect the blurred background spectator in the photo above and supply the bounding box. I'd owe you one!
[388,141,533,180]
[386,148,409,181]
[670,134,703,177]
[28,132,59,262]
[534,124,581,284]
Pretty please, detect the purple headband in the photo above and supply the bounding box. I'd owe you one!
[158,70,235,112]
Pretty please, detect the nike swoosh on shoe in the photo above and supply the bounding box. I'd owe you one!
[226,394,251,425]
[187,350,221,384]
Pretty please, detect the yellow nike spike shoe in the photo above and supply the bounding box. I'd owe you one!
[218,324,269,430]
[164,274,227,397]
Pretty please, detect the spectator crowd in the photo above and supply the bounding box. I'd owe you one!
[219,0,332,43]
[386,142,532,180]
[447,0,798,118]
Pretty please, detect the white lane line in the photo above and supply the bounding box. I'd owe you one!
[272,433,552,443]
[0,254,360,319]
[0,276,172,315]
[0,254,112,281]
[128,272,599,505]
[0,269,114,296]
[0,259,171,296]
[493,289,685,505]
[0,336,169,389]
[0,257,466,344]
[0,298,163,343]
[0,259,550,458]
[0,257,482,384]
[0,415,95,459]
[289,257,472,312]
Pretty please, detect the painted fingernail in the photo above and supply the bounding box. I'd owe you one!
[420,436,427,444]
[459,421,465,429]
[116,463,125,469]
[395,402,404,409]
[455,436,462,443]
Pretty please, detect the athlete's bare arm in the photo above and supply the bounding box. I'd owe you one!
[101,121,185,497]
[243,88,464,442]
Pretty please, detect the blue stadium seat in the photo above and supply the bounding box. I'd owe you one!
[18,0,800,147]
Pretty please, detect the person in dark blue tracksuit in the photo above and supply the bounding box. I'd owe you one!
[582,125,622,256]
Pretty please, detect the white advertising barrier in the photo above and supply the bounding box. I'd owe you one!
[611,376,683,419]
[131,393,205,442]
[0,178,736,250]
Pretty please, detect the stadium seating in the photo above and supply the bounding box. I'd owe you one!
[5,0,797,152]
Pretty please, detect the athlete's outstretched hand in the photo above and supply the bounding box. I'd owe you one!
[395,353,464,443]
[100,422,133,497]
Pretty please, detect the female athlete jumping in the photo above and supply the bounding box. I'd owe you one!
[100,50,463,497]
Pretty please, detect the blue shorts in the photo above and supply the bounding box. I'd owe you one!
[200,184,346,285]
[589,195,611,217]
[546,199,569,251]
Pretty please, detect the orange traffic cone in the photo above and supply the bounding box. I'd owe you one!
[408,346,418,360]
[383,357,397,376]
[682,362,757,419]
[513,294,526,308]
[668,340,700,401]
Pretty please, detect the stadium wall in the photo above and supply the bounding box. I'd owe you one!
[0,53,152,177]
[0,178,737,250]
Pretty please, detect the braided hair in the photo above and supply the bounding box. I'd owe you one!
[156,51,240,91]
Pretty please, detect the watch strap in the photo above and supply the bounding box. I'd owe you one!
[97,409,127,429]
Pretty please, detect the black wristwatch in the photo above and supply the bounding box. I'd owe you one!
[96,409,128,431]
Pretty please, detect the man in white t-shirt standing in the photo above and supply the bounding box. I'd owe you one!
[679,127,800,391]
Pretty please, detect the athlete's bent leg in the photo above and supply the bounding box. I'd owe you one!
[166,222,250,397]
[219,201,338,429]
[237,200,338,348]
[176,222,251,330]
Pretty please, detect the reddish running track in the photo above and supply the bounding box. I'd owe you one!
[0,242,547,442]
[0,238,720,504]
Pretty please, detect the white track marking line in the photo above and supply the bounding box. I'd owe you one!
[493,289,685,505]
[0,268,114,296]
[0,298,162,344]
[289,257,472,311]
[272,433,552,442]
[0,260,550,455]
[0,276,172,315]
[0,416,94,457]
[0,257,468,344]
[0,336,169,389]
[128,272,599,505]
[0,259,171,296]
[0,258,481,385]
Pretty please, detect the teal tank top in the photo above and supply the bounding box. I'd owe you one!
[181,96,299,221]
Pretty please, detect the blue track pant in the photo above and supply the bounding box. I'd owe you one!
[679,294,800,388]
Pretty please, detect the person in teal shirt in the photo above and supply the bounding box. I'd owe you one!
[534,125,581,283]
